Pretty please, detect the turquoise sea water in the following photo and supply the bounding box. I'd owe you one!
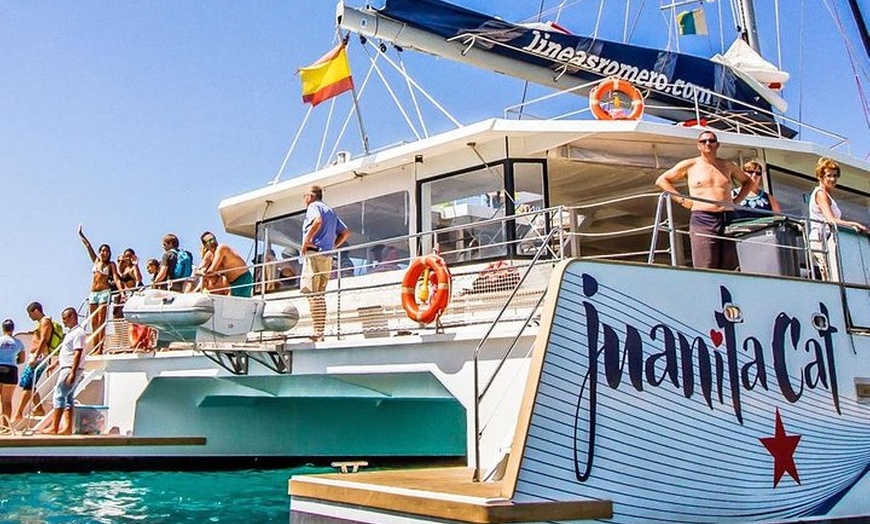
[0,467,331,524]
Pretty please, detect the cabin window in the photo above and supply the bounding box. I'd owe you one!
[511,162,547,256]
[256,190,411,278]
[420,164,508,264]
[769,167,869,225]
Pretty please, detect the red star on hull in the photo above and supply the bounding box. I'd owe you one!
[760,408,802,488]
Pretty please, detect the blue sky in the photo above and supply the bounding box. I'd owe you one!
[1,0,867,329]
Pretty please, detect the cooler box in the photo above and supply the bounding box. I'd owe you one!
[74,405,108,435]
[726,217,802,277]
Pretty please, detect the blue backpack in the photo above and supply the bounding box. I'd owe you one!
[172,249,193,279]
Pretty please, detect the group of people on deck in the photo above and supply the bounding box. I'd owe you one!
[0,185,350,434]
[76,226,254,353]
[656,130,867,275]
[0,302,86,435]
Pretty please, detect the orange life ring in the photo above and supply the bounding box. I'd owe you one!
[128,324,155,350]
[589,78,644,121]
[401,255,451,324]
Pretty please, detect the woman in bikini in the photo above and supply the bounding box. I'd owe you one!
[117,249,143,289]
[114,248,144,317]
[78,225,123,354]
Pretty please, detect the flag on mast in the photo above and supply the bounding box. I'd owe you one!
[299,42,354,106]
[677,8,708,36]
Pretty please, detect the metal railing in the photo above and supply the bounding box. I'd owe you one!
[503,76,851,152]
[471,226,557,481]
[11,304,107,434]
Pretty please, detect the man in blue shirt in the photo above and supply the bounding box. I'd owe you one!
[301,185,350,342]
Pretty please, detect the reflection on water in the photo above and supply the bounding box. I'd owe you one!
[0,467,331,524]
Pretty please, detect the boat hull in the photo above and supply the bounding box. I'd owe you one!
[509,260,870,523]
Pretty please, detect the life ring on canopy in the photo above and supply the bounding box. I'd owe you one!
[401,255,451,324]
[589,78,644,121]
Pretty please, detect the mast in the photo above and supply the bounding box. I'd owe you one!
[735,0,761,53]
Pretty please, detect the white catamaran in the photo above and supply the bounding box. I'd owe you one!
[1,0,868,522]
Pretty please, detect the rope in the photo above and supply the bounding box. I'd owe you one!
[773,0,783,70]
[396,51,429,138]
[592,0,606,40]
[316,97,337,169]
[819,0,870,129]
[359,41,421,140]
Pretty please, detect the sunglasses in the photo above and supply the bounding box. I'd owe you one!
[746,170,762,176]
[698,138,718,144]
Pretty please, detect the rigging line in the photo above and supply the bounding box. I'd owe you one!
[623,0,630,42]
[271,105,313,185]
[366,39,462,128]
[553,0,570,24]
[316,96,337,169]
[717,0,724,52]
[819,0,870,126]
[661,1,677,52]
[396,50,429,138]
[518,0,547,121]
[845,0,870,59]
[727,0,740,36]
[592,0,606,40]
[519,0,579,24]
[626,0,649,42]
[773,0,783,70]
[360,40,421,141]
[797,0,805,139]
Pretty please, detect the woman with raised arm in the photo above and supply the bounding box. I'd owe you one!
[78,225,123,354]
[808,157,868,281]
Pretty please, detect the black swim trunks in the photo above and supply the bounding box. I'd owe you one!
[689,211,738,270]
[0,364,19,385]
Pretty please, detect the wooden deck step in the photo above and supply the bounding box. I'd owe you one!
[290,466,611,524]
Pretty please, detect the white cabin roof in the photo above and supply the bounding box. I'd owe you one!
[219,118,869,239]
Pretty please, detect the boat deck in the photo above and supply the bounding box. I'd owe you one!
[0,435,206,447]
[290,466,612,524]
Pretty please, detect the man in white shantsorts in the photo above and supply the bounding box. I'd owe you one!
[46,307,86,435]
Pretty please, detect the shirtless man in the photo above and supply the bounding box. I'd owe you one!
[197,232,253,297]
[12,302,62,426]
[656,131,752,269]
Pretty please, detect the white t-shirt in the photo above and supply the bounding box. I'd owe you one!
[58,325,86,369]
[0,335,24,366]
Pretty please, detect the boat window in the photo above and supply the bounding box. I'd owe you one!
[512,162,547,257]
[256,190,411,277]
[419,164,507,264]
[769,167,869,225]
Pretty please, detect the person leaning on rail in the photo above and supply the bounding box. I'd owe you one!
[655,131,752,270]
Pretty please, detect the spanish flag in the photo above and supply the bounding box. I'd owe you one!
[299,43,354,107]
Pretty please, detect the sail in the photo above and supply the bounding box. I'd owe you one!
[711,38,790,112]
[341,0,792,135]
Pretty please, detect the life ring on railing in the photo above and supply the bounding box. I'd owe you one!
[401,255,451,324]
[128,323,156,350]
[589,78,644,121]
